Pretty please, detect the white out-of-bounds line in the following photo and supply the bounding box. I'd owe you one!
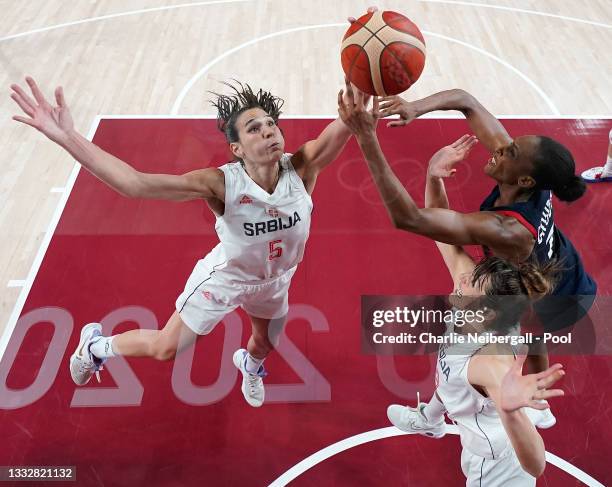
[416,0,612,30]
[0,116,101,362]
[269,425,605,487]
[171,25,560,116]
[0,0,252,43]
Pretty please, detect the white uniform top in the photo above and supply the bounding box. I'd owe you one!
[203,153,313,283]
[435,318,518,460]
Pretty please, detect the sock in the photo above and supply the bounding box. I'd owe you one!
[422,393,446,423]
[89,336,117,359]
[245,353,264,374]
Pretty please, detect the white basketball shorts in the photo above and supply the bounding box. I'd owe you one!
[461,446,535,486]
[175,259,296,335]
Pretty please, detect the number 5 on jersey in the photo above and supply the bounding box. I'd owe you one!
[269,239,283,260]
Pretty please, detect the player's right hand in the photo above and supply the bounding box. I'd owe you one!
[378,95,418,128]
[428,135,478,178]
[11,77,75,144]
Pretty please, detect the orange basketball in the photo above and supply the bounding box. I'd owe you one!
[341,10,426,96]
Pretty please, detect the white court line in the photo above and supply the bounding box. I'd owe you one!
[417,0,612,29]
[171,25,561,115]
[0,116,100,362]
[0,0,253,43]
[268,425,605,487]
[7,281,26,288]
[1,0,608,44]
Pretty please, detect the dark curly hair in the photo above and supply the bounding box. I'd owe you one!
[209,80,284,143]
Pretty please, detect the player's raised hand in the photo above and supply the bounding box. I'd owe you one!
[378,95,418,128]
[338,77,378,138]
[500,353,565,413]
[10,77,74,144]
[428,135,478,178]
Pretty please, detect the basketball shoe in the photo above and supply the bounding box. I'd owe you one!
[233,349,266,407]
[387,401,447,438]
[69,323,106,385]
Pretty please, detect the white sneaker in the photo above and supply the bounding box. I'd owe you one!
[524,406,556,429]
[581,166,612,183]
[387,401,446,438]
[233,349,266,407]
[69,323,106,386]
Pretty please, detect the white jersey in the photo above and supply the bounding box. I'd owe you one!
[204,153,313,282]
[435,319,519,460]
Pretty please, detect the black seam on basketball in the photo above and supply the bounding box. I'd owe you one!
[178,261,227,314]
[344,19,377,93]
[380,37,422,92]
[347,21,423,94]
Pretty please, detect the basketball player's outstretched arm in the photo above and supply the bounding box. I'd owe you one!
[338,89,532,261]
[378,89,512,153]
[293,79,368,193]
[10,77,224,202]
[469,351,565,478]
[425,135,480,278]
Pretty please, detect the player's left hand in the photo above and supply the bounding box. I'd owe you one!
[338,78,378,138]
[500,353,565,413]
[427,135,478,178]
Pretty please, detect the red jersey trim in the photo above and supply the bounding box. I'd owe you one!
[495,210,537,238]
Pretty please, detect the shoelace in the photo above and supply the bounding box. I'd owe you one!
[247,374,262,393]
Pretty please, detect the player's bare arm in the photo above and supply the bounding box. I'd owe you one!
[379,89,512,153]
[470,351,565,478]
[338,89,533,261]
[11,77,223,202]
[292,79,370,194]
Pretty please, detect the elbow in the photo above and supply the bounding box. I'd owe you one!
[450,89,477,113]
[520,455,546,479]
[524,461,546,479]
[121,172,145,198]
[391,214,420,232]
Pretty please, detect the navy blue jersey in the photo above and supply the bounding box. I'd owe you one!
[480,186,596,296]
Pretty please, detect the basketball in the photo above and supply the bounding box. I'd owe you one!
[341,10,426,96]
